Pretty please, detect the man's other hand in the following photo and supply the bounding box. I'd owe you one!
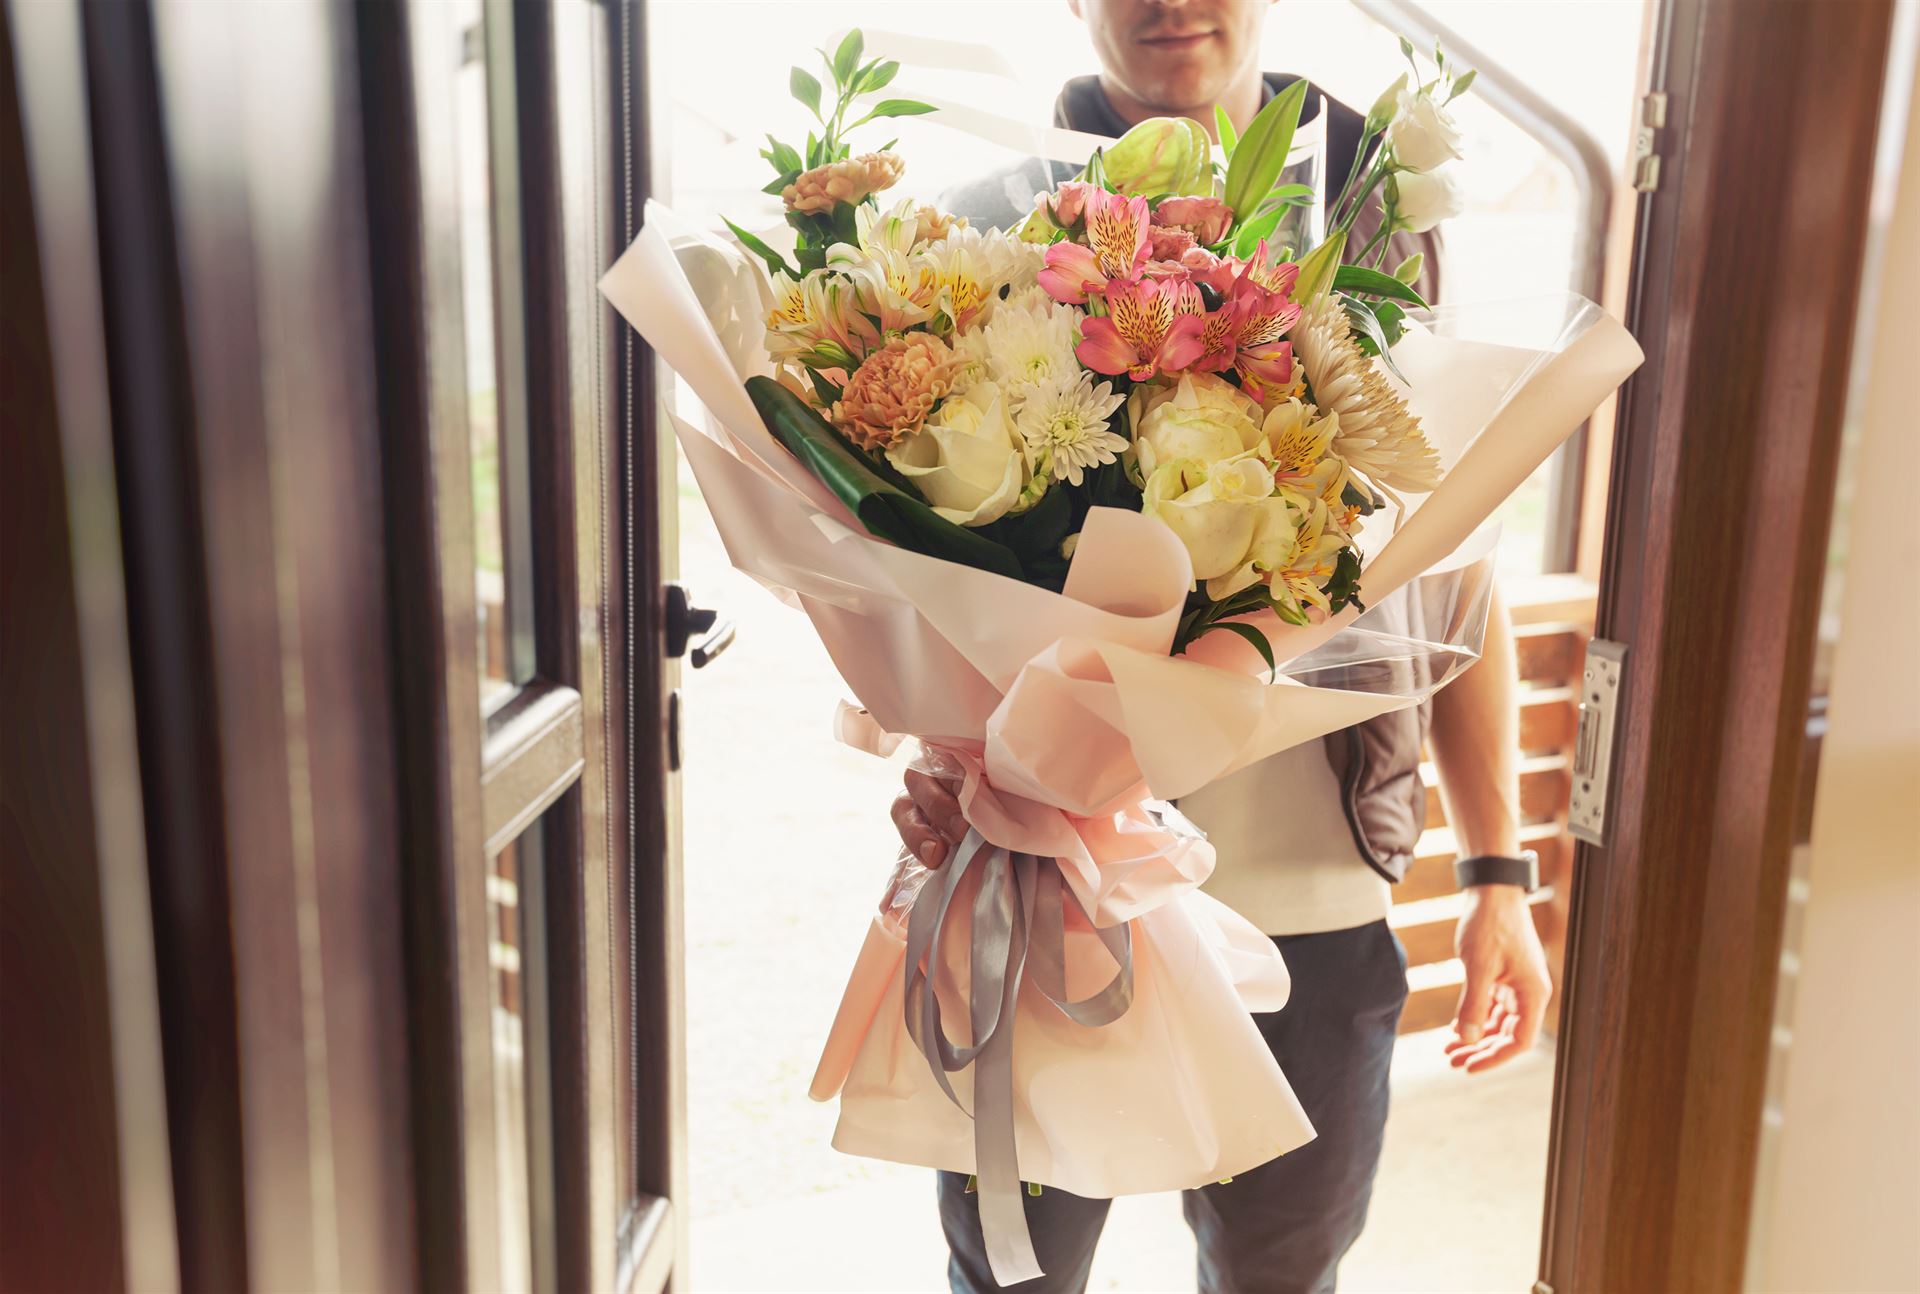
[890,751,966,868]
[1445,885,1553,1073]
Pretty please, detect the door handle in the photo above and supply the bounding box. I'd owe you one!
[664,582,734,669]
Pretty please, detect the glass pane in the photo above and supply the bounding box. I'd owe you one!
[453,0,532,710]
[489,825,554,1294]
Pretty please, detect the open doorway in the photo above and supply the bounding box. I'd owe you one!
[652,2,1652,1288]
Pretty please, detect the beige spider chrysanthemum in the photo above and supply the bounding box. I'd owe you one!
[781,152,906,215]
[1291,295,1442,497]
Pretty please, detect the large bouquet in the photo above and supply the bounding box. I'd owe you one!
[603,31,1640,1284]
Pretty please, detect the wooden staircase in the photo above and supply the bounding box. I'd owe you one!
[1393,577,1595,1034]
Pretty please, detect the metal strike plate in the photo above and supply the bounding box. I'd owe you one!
[1631,91,1668,192]
[1568,638,1628,846]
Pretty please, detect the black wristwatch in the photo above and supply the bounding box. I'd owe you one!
[1454,851,1540,892]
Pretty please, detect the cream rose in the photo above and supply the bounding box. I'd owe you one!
[1205,495,1310,601]
[1387,89,1465,173]
[1141,453,1276,581]
[885,382,1026,527]
[1129,373,1264,480]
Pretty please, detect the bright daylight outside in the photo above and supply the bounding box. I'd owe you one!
[649,2,1649,1288]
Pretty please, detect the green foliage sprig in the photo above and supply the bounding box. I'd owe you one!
[744,30,936,277]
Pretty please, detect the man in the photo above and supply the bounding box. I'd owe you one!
[894,3,1554,1291]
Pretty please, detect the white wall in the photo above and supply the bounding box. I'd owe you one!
[1747,14,1920,1292]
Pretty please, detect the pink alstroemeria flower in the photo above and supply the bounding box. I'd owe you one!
[1076,275,1207,381]
[1238,241,1301,297]
[1038,190,1150,305]
[1227,278,1302,399]
[1152,195,1234,246]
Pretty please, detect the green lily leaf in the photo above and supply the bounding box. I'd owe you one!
[1223,78,1307,218]
[1214,104,1238,159]
[745,377,1024,581]
[1332,264,1429,307]
[722,217,796,281]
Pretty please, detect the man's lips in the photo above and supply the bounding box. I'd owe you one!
[1138,30,1216,52]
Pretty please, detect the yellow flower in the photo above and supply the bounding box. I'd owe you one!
[1255,399,1348,510]
[1142,454,1276,583]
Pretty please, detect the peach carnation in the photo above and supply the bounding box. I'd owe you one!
[782,151,906,215]
[915,204,967,245]
[830,333,959,451]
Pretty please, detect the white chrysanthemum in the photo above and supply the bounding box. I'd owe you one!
[947,326,995,393]
[1015,372,1128,486]
[998,236,1049,293]
[1292,295,1442,496]
[998,284,1057,317]
[978,301,1079,408]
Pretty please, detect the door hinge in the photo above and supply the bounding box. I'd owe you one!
[1568,638,1628,846]
[1631,91,1668,192]
[1533,1283,1556,1294]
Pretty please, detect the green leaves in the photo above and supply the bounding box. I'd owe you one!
[1223,78,1308,220]
[745,377,1024,581]
[1205,621,1278,681]
[722,217,796,281]
[1445,68,1477,103]
[1341,295,1409,383]
[790,66,822,118]
[1332,264,1429,308]
[831,29,863,86]
[848,98,937,130]
[1214,105,1238,159]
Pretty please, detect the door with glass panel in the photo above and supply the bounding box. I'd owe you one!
[385,0,691,1289]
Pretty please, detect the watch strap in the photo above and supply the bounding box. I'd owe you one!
[1454,851,1540,892]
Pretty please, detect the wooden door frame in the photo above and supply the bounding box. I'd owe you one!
[1541,0,1898,1289]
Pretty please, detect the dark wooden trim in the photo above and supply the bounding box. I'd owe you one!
[1541,0,1896,1288]
[356,1,502,1288]
[612,0,691,1281]
[74,2,252,1285]
[482,682,587,853]
[2,4,177,1284]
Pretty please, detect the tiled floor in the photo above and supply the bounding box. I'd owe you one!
[679,486,1554,1294]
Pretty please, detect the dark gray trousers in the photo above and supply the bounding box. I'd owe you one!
[937,920,1409,1294]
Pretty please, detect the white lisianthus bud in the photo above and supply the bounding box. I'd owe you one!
[885,381,1027,526]
[1390,168,1465,233]
[1142,454,1276,582]
[1129,373,1264,481]
[1387,89,1465,173]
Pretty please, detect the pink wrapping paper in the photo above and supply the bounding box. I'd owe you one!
[599,205,1643,1204]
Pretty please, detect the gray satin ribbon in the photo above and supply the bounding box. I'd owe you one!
[902,829,1135,1286]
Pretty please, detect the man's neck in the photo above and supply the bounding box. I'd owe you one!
[1095,66,1265,142]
